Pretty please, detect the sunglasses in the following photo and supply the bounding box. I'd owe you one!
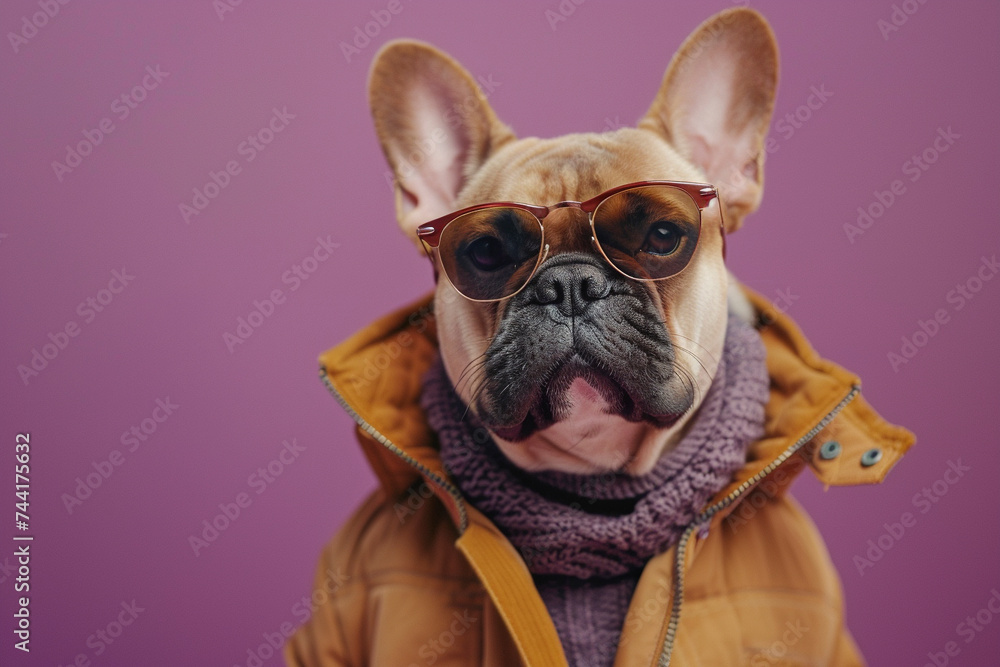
[416,180,726,302]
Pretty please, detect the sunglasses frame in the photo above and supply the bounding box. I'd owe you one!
[415,180,726,302]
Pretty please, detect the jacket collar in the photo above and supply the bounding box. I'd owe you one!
[318,286,915,533]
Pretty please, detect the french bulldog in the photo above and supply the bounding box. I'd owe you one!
[368,8,776,477]
[285,13,916,664]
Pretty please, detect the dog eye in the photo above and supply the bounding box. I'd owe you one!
[466,235,511,271]
[641,221,681,256]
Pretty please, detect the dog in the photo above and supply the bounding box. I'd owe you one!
[286,8,914,666]
[366,9,782,480]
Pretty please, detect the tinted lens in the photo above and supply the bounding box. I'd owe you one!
[592,185,701,280]
[438,207,543,301]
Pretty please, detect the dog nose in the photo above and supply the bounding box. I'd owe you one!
[532,258,612,317]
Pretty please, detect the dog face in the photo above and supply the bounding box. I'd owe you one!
[369,9,778,475]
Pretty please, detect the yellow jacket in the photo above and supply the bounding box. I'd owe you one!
[285,287,914,666]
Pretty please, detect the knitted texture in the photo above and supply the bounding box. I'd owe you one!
[425,313,769,578]
[533,574,638,667]
[422,313,769,666]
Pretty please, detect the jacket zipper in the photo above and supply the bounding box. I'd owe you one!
[319,366,469,533]
[322,361,859,666]
[657,385,860,667]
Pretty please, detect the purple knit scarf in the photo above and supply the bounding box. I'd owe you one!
[424,313,769,579]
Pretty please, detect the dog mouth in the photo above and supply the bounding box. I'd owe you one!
[476,324,696,442]
[484,352,690,442]
[548,357,629,417]
[487,355,643,441]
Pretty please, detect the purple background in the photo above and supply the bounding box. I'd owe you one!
[2,1,998,665]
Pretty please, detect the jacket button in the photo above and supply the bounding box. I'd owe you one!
[819,441,842,460]
[860,448,883,467]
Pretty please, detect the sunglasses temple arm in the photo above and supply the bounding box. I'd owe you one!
[419,238,440,283]
[717,200,728,260]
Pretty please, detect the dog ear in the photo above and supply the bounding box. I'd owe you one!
[369,40,515,245]
[639,8,778,232]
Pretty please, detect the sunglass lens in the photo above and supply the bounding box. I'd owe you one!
[438,207,543,301]
[592,186,701,280]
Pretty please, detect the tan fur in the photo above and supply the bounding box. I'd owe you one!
[369,8,779,475]
[640,9,778,230]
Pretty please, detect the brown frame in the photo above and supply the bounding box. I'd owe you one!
[415,180,725,301]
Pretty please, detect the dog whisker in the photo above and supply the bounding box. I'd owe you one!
[453,356,491,402]
[669,332,719,366]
